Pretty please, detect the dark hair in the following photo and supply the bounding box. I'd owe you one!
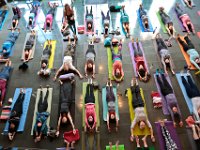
[174,112,181,122]
[88,117,94,128]
[87,60,93,72]
[144,22,149,29]
[29,20,32,26]
[9,124,15,134]
[12,21,16,28]
[138,68,145,78]
[169,28,173,35]
[187,24,192,31]
[105,28,108,35]
[47,22,50,28]
[87,22,92,30]
[109,112,116,123]
[115,70,121,79]
[188,0,192,5]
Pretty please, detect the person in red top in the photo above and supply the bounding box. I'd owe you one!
[132,38,150,82]
[84,79,97,132]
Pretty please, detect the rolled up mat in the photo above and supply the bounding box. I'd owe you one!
[21,32,37,61]
[63,129,80,142]
[128,42,149,77]
[137,9,153,32]
[176,36,196,70]
[0,106,11,120]
[106,145,125,150]
[3,88,32,134]
[181,0,195,7]
[31,88,53,135]
[156,11,167,34]
[102,86,119,121]
[155,121,182,150]
[43,40,56,69]
[0,10,9,31]
[127,88,150,135]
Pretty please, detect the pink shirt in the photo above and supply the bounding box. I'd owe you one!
[180,14,194,33]
[85,103,96,129]
[44,14,53,30]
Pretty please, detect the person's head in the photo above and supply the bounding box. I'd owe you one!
[29,18,33,26]
[9,123,15,134]
[41,61,47,69]
[3,47,7,53]
[105,26,108,34]
[64,4,73,16]
[87,60,93,72]
[188,0,192,6]
[144,20,149,29]
[37,121,42,127]
[88,115,94,127]
[46,20,51,28]
[111,38,118,46]
[62,116,68,124]
[87,22,92,30]
[138,121,146,130]
[172,106,181,122]
[25,50,29,59]
[115,68,121,79]
[109,112,116,120]
[12,20,16,27]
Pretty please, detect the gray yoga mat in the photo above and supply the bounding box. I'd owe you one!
[85,0,107,5]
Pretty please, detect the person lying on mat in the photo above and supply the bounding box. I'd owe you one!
[84,79,98,132]
[155,33,175,74]
[130,78,155,144]
[159,119,178,149]
[38,40,52,76]
[0,28,20,60]
[185,116,200,149]
[101,10,110,36]
[139,4,150,32]
[132,38,150,82]
[184,0,193,9]
[159,7,175,38]
[0,60,12,107]
[85,6,93,32]
[11,6,21,30]
[156,69,183,127]
[8,88,26,141]
[28,3,39,28]
[63,4,76,35]
[0,10,7,27]
[120,6,130,37]
[44,2,58,32]
[56,81,76,137]
[181,70,200,121]
[175,3,195,34]
[109,141,120,150]
[23,30,36,62]
[106,79,119,132]
[177,34,200,70]
[111,39,124,82]
[85,39,96,78]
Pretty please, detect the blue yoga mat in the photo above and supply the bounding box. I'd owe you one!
[3,88,32,134]
[102,87,119,121]
[137,9,153,32]
[0,10,9,31]
[175,73,193,113]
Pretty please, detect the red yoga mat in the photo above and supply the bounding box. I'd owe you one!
[63,129,80,142]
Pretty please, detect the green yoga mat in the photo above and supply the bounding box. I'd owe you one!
[106,145,124,150]
[156,11,167,33]
[136,147,155,150]
[102,87,119,121]
[31,88,53,135]
[106,46,119,80]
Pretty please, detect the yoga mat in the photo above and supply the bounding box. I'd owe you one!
[31,88,53,135]
[43,40,56,69]
[181,0,195,7]
[102,87,119,121]
[85,0,107,5]
[128,42,149,77]
[197,32,200,39]
[0,10,9,31]
[156,11,167,34]
[0,106,11,120]
[175,73,193,113]
[105,145,124,150]
[176,36,196,70]
[137,9,153,32]
[21,32,37,61]
[155,121,182,150]
[174,9,186,32]
[127,88,150,135]
[3,88,32,134]
[136,147,155,150]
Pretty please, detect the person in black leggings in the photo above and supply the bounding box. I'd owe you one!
[85,6,93,32]
[101,10,110,36]
[8,89,25,141]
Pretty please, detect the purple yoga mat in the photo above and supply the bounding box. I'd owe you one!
[155,121,182,150]
[128,42,149,77]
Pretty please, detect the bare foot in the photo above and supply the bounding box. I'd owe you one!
[142,136,148,147]
[109,142,112,149]
[135,136,140,148]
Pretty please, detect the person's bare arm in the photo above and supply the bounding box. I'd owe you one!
[84,63,88,76]
[56,115,61,132]
[54,65,63,80]
[107,113,110,131]
[68,112,75,130]
[92,64,95,77]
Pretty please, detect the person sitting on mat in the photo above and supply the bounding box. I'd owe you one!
[0,10,7,27]
[139,4,150,32]
[120,6,130,37]
[11,6,21,30]
[0,60,12,107]
[28,3,39,28]
[109,141,120,150]
[44,2,58,32]
[159,119,178,149]
[184,0,193,9]
[0,28,20,60]
[156,69,183,127]
[23,30,36,62]
[159,7,175,38]
[8,88,26,141]
[84,79,98,132]
[38,40,52,76]
[56,81,76,137]
[33,85,50,143]
[132,38,150,82]
[61,20,70,37]
[85,6,93,32]
[175,3,195,34]
[181,70,200,121]
[85,39,96,78]
[111,39,124,82]
[130,78,155,146]
[177,34,200,70]
[155,33,175,74]
[101,10,110,36]
[106,79,119,132]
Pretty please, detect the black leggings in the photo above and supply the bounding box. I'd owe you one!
[86,45,96,56]
[101,10,110,23]
[177,36,195,52]
[131,85,144,109]
[181,75,200,98]
[38,89,49,113]
[47,8,56,17]
[156,74,173,96]
[156,38,167,52]
[11,93,25,117]
[85,84,95,104]
[86,6,93,19]
[133,42,143,57]
[106,86,115,103]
